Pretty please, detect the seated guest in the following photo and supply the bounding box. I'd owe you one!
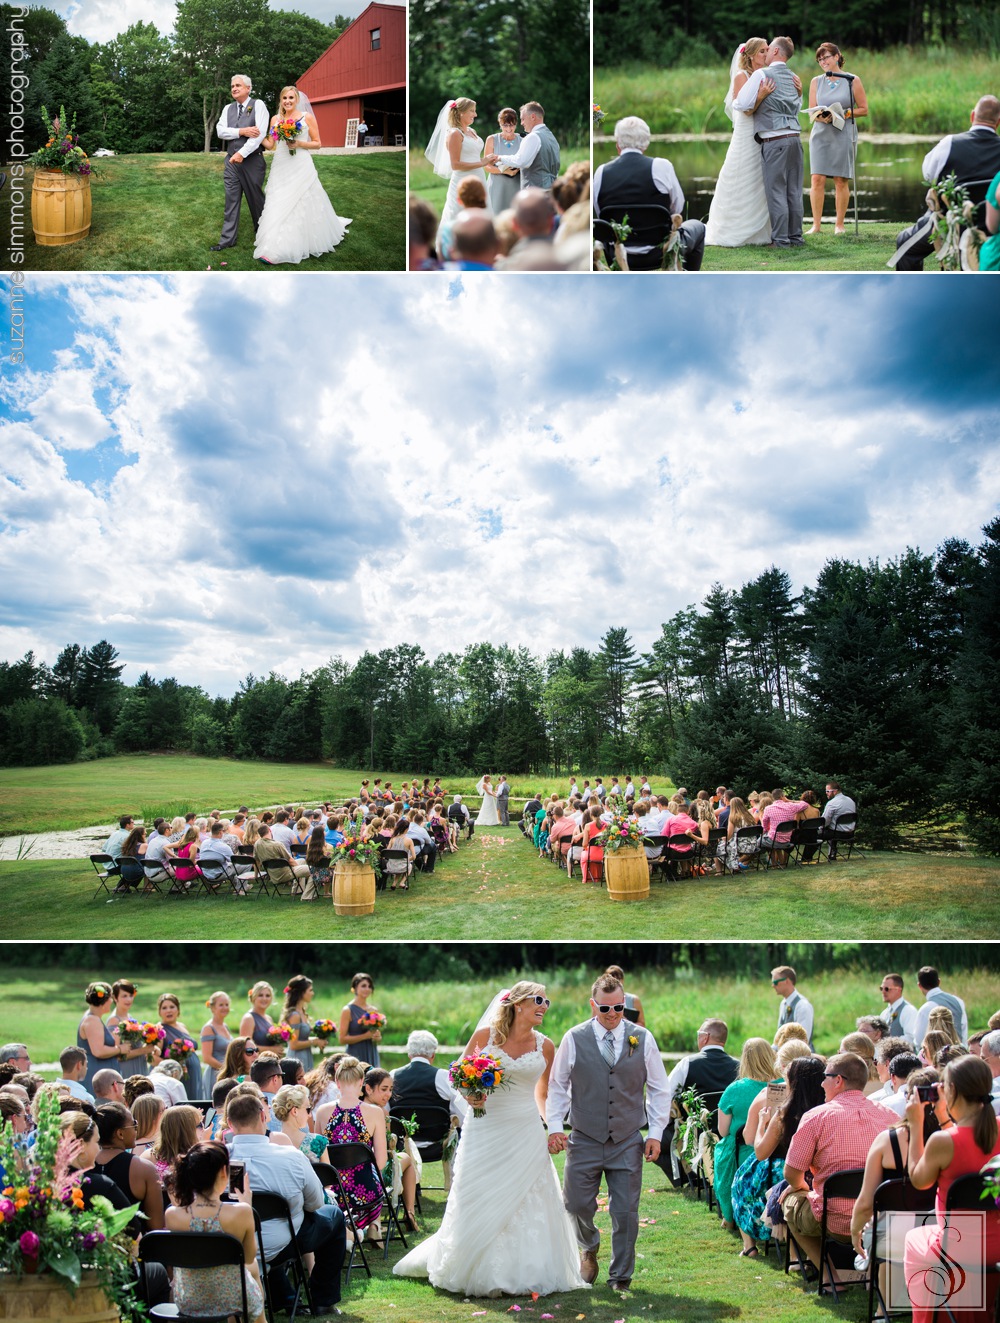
[780,1052,891,1278]
[226,1090,346,1314]
[892,96,1000,271]
[407,812,437,874]
[305,827,334,895]
[507,187,556,256]
[200,819,253,883]
[103,815,134,873]
[856,1015,887,1044]
[93,1101,164,1231]
[271,1083,329,1161]
[839,1031,880,1092]
[821,781,856,860]
[148,1103,206,1181]
[438,176,489,260]
[123,1075,155,1108]
[878,1050,923,1117]
[547,805,577,862]
[593,115,706,270]
[57,1045,95,1104]
[131,1091,165,1156]
[448,208,500,269]
[384,816,417,888]
[251,1054,284,1131]
[981,1030,1000,1115]
[390,1030,469,1128]
[868,1038,916,1103]
[92,1068,126,1105]
[143,823,177,879]
[323,816,345,848]
[254,824,315,901]
[150,1059,188,1107]
[447,796,473,840]
[760,789,809,853]
[166,1141,266,1323]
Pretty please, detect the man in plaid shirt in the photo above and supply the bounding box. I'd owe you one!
[781,1052,892,1278]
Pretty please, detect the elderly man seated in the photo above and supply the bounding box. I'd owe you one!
[390,1030,468,1184]
[593,115,706,271]
[781,1051,892,1280]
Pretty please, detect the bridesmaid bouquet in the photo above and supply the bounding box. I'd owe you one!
[271,117,304,155]
[357,1010,386,1031]
[312,1018,337,1039]
[449,1052,507,1118]
[118,1020,165,1053]
[162,1037,197,1064]
[265,1022,293,1046]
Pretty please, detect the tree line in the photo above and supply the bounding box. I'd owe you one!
[595,0,1000,68]
[2,521,998,851]
[2,0,349,158]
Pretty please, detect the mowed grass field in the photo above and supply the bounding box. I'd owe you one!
[11,152,405,271]
[6,963,999,1066]
[1,755,997,940]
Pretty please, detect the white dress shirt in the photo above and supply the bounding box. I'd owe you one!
[61,1077,95,1105]
[546,1019,670,1142]
[228,1132,325,1259]
[777,993,814,1043]
[665,1042,732,1114]
[390,1056,469,1122]
[732,62,800,136]
[494,122,542,171]
[270,823,295,850]
[216,96,270,159]
[879,997,918,1041]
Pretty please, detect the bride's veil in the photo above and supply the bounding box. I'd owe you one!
[295,90,315,119]
[723,44,746,122]
[425,100,457,178]
[474,989,510,1036]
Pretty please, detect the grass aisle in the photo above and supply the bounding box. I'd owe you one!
[14,154,405,271]
[2,827,997,939]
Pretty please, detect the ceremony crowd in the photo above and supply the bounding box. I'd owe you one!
[1,961,997,1318]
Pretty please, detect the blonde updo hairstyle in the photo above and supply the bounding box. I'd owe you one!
[491,981,546,1047]
[448,97,476,128]
[333,1054,367,1086]
[272,1084,310,1121]
[739,38,768,73]
[248,981,273,1003]
[775,1039,813,1075]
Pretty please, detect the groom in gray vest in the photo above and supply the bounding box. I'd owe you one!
[213,74,270,250]
[497,101,561,192]
[547,973,670,1292]
[733,36,804,246]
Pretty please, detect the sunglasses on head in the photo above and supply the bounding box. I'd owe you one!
[595,1003,625,1014]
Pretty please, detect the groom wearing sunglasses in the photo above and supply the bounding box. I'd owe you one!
[546,973,670,1292]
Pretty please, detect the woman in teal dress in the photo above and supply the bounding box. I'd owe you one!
[980,170,1000,271]
[714,1037,776,1229]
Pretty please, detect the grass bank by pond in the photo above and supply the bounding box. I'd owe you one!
[11,152,405,272]
[595,48,997,136]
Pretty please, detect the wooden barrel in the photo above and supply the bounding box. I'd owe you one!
[605,846,649,902]
[0,1271,119,1321]
[31,170,92,246]
[333,860,376,916]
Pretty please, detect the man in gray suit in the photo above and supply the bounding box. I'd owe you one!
[547,972,670,1292]
[495,101,561,192]
[733,36,804,247]
[213,74,270,250]
[495,775,510,826]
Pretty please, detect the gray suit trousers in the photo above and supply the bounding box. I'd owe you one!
[219,150,266,245]
[760,135,804,245]
[562,1129,644,1286]
[497,794,509,826]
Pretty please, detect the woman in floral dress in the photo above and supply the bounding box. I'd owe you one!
[322,1055,388,1241]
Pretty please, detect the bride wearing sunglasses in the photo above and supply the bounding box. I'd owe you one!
[394,981,587,1296]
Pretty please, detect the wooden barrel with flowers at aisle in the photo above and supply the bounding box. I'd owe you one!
[332,812,376,915]
[0,1271,119,1322]
[29,107,94,247]
[602,805,650,902]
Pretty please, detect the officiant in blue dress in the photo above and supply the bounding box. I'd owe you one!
[484,108,523,213]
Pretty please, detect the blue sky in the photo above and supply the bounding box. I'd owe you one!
[59,0,404,44]
[2,274,997,696]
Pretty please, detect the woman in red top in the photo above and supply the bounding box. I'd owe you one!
[172,826,203,885]
[904,1055,1000,1323]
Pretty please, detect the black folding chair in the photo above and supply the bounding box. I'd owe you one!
[762,820,797,870]
[789,821,823,866]
[818,1167,867,1300]
[253,1190,314,1323]
[324,1141,408,1263]
[391,1102,454,1211]
[311,1161,371,1283]
[866,1177,936,1323]
[642,835,670,883]
[934,1171,1000,1323]
[261,856,303,898]
[732,825,763,871]
[594,204,677,269]
[826,812,863,861]
[139,1229,251,1322]
[114,854,146,891]
[661,837,695,880]
[88,853,118,900]
[695,828,727,875]
[381,850,414,887]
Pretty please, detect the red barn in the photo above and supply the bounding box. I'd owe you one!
[298,2,406,148]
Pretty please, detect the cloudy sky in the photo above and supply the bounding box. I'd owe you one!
[2,274,997,696]
[59,0,404,44]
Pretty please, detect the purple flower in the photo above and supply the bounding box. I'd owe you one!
[20,1230,40,1256]
[0,1197,14,1221]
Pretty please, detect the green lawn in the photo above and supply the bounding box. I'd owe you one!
[601,224,904,273]
[13,152,405,271]
[2,827,996,940]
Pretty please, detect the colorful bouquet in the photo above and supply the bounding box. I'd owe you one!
[330,809,382,868]
[448,1052,507,1119]
[357,1010,386,1032]
[0,1091,139,1309]
[162,1037,197,1064]
[117,1020,164,1052]
[597,805,646,853]
[312,1018,337,1040]
[264,1023,293,1046]
[270,116,304,155]
[593,103,607,129]
[30,106,93,176]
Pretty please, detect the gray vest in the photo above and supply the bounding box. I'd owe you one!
[224,100,258,159]
[523,124,560,190]
[884,998,913,1038]
[568,1022,648,1144]
[753,64,801,135]
[779,992,813,1048]
[926,990,965,1037]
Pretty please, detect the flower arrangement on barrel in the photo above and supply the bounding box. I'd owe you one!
[596,800,647,852]
[0,1092,139,1314]
[30,106,92,176]
[331,810,383,868]
[448,1052,507,1119]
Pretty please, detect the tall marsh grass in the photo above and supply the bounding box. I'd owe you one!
[595,47,997,136]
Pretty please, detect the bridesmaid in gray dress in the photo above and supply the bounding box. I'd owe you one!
[200,991,233,1096]
[338,971,383,1068]
[77,982,120,1093]
[808,41,868,234]
[107,978,160,1077]
[157,993,203,1099]
[282,974,325,1073]
[484,107,522,214]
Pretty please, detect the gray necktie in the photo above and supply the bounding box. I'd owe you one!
[602,1029,616,1068]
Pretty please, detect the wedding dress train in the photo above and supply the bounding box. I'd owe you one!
[475,777,500,826]
[705,64,771,247]
[254,124,351,264]
[393,1029,587,1296]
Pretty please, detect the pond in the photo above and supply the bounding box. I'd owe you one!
[593,136,934,224]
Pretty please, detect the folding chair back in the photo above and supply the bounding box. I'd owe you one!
[115,854,145,888]
[324,1141,408,1262]
[139,1229,249,1323]
[252,1190,314,1321]
[818,1167,866,1299]
[311,1158,373,1281]
[381,849,413,882]
[763,820,796,870]
[866,1177,936,1322]
[88,853,117,900]
[262,856,300,897]
[733,825,763,870]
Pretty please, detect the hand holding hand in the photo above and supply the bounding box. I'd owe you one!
[548,1131,567,1154]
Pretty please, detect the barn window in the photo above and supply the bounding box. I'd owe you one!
[370,26,381,49]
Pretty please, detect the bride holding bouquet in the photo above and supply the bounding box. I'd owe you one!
[476,774,500,825]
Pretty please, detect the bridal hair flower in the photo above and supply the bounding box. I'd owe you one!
[449,100,457,108]
[499,989,511,1003]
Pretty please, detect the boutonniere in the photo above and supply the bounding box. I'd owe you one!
[628,1035,639,1057]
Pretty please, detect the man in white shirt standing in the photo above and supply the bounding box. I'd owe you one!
[878,972,919,1040]
[213,74,270,251]
[912,966,968,1045]
[772,965,814,1047]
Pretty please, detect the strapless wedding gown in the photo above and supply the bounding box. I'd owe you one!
[393,1030,587,1297]
[254,126,351,264]
[705,102,771,246]
[476,779,500,826]
[441,131,486,226]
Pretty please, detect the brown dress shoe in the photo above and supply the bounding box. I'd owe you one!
[580,1250,599,1284]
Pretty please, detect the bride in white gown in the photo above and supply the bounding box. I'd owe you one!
[704,39,772,247]
[394,983,588,1297]
[475,775,500,826]
[254,86,351,265]
[425,97,498,227]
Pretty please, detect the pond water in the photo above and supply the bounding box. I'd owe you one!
[593,137,934,224]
